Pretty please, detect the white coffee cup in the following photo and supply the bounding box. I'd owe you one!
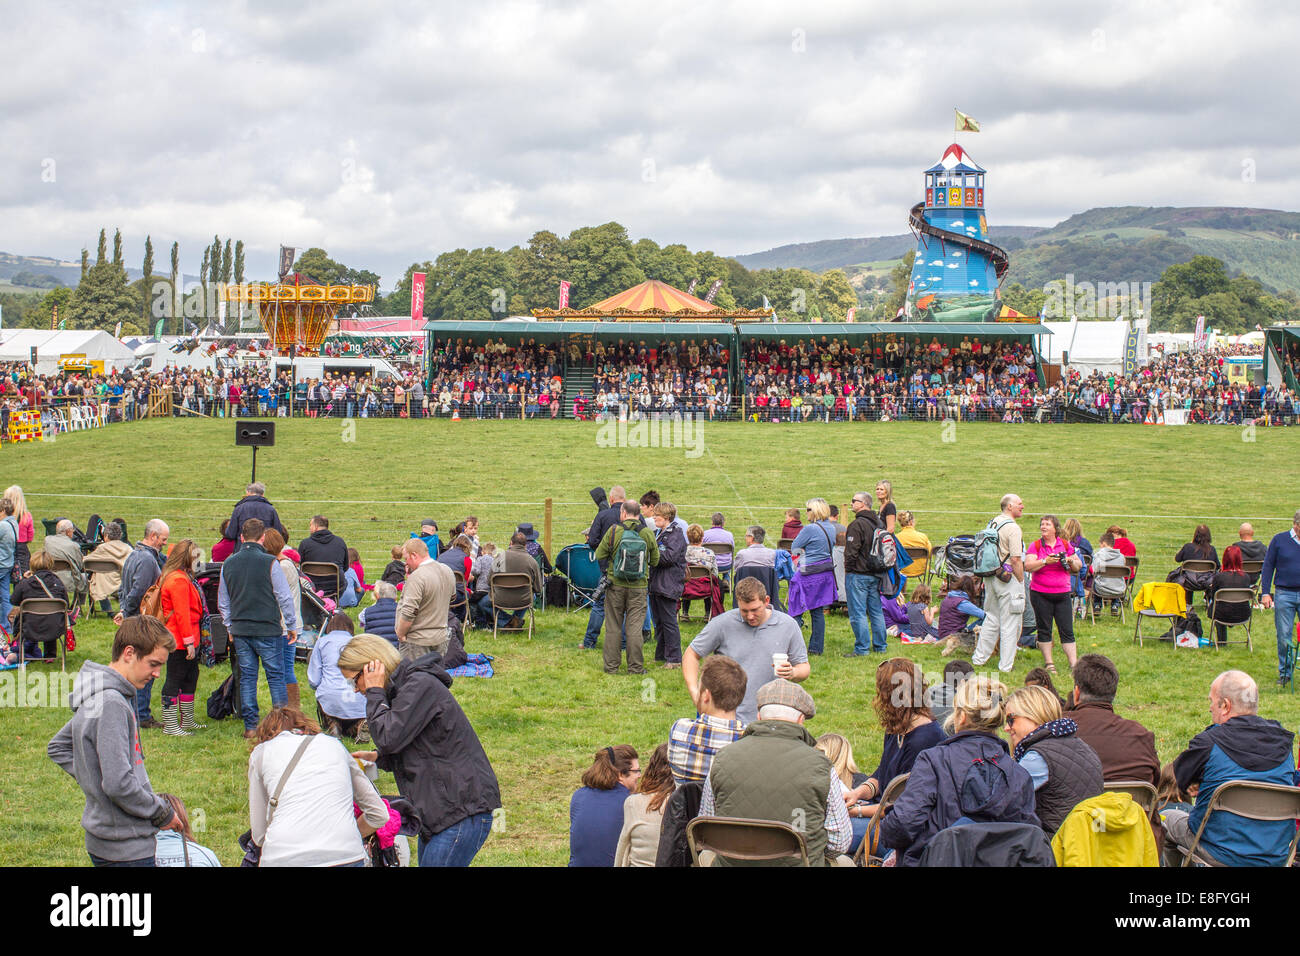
[772,652,789,671]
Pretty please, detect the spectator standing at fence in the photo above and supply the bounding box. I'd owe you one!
[1260,510,1300,686]
[117,518,169,729]
[971,495,1026,674]
[218,518,299,739]
[224,482,287,543]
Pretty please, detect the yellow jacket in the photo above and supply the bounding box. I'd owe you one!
[896,527,931,575]
[1051,791,1159,867]
[1132,581,1187,616]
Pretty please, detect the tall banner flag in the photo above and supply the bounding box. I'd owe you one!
[278,246,295,281]
[1194,315,1207,351]
[955,109,980,132]
[153,319,164,340]
[410,272,426,322]
[1123,322,1140,376]
[704,279,723,304]
[114,321,122,339]
[685,278,698,296]
[762,295,777,322]
[558,280,571,309]
[846,307,856,322]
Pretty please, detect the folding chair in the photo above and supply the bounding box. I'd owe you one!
[856,772,910,866]
[1204,587,1253,651]
[703,542,734,588]
[1179,780,1300,867]
[82,556,123,618]
[490,572,535,639]
[1241,559,1264,600]
[301,561,343,600]
[732,564,784,612]
[15,597,70,672]
[1103,780,1158,817]
[777,537,795,553]
[683,564,720,620]
[1178,558,1217,607]
[1090,565,1129,625]
[903,546,932,586]
[686,817,809,867]
[1123,555,1140,603]
[450,570,468,620]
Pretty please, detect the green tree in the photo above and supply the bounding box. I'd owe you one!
[816,269,857,320]
[112,228,123,267]
[69,235,141,334]
[199,248,210,321]
[512,230,571,310]
[881,250,916,321]
[141,235,154,326]
[95,229,107,266]
[384,261,434,320]
[563,222,644,306]
[425,247,511,321]
[81,248,89,280]
[170,242,180,332]
[233,240,245,283]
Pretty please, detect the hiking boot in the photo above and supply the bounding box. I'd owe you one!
[139,717,161,730]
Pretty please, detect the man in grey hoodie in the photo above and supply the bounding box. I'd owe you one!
[1090,531,1129,614]
[48,616,182,866]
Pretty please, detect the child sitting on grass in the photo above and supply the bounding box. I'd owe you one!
[901,583,939,643]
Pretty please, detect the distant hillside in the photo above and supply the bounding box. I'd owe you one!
[734,206,1300,296]
[734,226,1045,273]
[0,251,203,290]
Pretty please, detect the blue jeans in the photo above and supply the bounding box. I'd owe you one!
[583,589,606,647]
[282,634,297,686]
[136,679,154,722]
[418,811,493,867]
[794,607,826,654]
[846,572,888,654]
[472,591,493,627]
[1273,588,1300,679]
[0,565,11,625]
[234,635,288,730]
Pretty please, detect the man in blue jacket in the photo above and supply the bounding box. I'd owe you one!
[1260,509,1300,686]
[1163,670,1296,866]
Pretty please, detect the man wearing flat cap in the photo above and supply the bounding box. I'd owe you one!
[698,679,851,865]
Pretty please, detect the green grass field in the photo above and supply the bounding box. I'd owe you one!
[3,417,1298,866]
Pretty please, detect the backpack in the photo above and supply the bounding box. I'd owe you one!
[139,577,166,621]
[610,526,648,582]
[974,517,1013,577]
[867,528,896,573]
[206,671,238,720]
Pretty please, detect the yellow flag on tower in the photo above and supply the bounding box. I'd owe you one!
[955,109,980,132]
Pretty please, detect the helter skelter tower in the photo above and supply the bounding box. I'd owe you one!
[904,143,1010,322]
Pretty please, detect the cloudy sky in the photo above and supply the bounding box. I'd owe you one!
[2,0,1295,287]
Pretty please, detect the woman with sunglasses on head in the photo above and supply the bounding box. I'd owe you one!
[340,633,500,867]
[1003,684,1103,835]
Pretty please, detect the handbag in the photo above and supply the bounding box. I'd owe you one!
[239,733,315,867]
[800,524,837,576]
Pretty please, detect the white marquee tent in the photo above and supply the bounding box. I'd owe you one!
[0,329,136,375]
[1038,318,1148,375]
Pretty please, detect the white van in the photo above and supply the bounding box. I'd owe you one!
[271,356,404,383]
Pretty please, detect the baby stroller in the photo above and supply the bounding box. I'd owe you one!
[933,535,976,586]
[296,575,330,663]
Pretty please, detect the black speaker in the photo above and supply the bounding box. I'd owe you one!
[235,421,276,447]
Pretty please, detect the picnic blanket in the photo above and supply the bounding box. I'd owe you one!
[448,653,494,679]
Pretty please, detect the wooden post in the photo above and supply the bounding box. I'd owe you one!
[544,497,552,563]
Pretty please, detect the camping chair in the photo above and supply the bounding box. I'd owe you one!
[555,543,601,610]
[856,772,910,866]
[1205,587,1254,651]
[686,817,809,867]
[41,518,61,537]
[490,572,535,639]
[703,542,734,588]
[1178,780,1300,867]
[15,597,70,672]
[1089,565,1130,625]
[82,556,123,618]
[1104,780,1158,817]
[301,561,343,600]
[1133,582,1186,648]
[903,545,932,586]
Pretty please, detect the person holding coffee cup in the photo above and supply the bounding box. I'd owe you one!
[683,576,809,726]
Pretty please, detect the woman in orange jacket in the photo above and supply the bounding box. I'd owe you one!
[158,540,207,737]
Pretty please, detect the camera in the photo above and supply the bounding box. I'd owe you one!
[591,575,610,603]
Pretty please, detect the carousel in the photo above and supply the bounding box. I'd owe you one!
[223,278,374,355]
